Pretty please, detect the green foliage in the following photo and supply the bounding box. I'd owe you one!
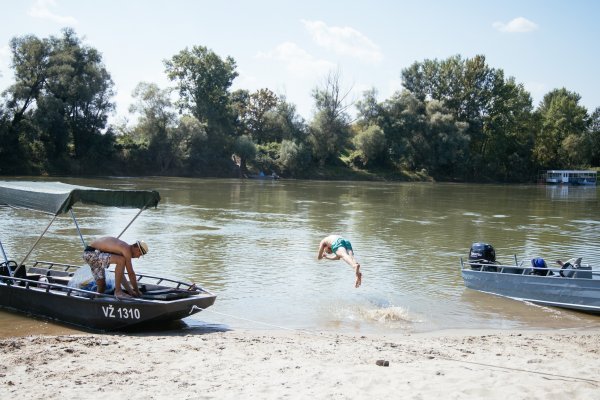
[424,100,470,176]
[164,45,237,129]
[278,139,311,176]
[401,54,537,180]
[233,135,257,159]
[250,142,281,175]
[264,96,307,143]
[164,45,239,170]
[352,125,387,166]
[233,88,278,143]
[0,28,115,175]
[533,88,589,168]
[309,70,352,165]
[588,107,600,166]
[355,88,383,129]
[1,29,598,182]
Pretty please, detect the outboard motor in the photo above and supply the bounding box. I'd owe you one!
[468,242,497,271]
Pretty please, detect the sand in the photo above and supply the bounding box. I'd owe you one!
[1,328,599,399]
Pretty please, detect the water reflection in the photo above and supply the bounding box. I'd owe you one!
[1,177,600,336]
[545,184,597,201]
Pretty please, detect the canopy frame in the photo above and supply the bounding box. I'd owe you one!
[0,181,160,276]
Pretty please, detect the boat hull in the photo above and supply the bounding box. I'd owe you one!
[0,282,216,331]
[461,269,600,314]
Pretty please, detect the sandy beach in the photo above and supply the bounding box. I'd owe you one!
[1,328,599,399]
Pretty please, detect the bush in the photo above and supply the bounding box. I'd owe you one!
[352,125,387,166]
[278,140,311,176]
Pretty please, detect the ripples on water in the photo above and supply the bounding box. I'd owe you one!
[1,178,600,336]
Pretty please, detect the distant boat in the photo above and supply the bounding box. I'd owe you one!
[247,173,280,180]
[542,170,596,185]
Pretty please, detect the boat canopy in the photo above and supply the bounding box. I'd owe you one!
[0,181,160,215]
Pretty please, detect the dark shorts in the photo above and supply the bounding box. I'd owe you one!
[82,248,111,281]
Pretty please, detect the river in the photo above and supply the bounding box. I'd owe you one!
[1,177,600,336]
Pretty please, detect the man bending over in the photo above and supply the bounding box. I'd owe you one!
[83,236,148,299]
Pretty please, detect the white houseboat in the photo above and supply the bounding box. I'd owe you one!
[544,170,597,185]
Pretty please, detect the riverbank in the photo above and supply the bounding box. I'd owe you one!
[1,328,599,399]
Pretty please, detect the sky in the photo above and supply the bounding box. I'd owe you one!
[1,0,599,124]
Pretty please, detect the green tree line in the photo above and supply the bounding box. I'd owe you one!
[1,29,599,182]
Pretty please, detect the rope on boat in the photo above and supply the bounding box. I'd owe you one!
[190,305,600,386]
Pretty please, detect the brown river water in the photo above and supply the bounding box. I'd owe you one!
[1,177,600,337]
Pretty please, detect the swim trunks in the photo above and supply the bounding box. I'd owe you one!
[82,247,111,281]
[331,237,353,254]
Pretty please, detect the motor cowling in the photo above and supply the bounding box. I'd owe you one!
[468,242,496,270]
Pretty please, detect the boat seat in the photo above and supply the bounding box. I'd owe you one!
[47,275,71,285]
[501,267,524,274]
[568,266,593,279]
[141,288,195,301]
[47,270,73,277]
[28,267,47,275]
[27,267,73,277]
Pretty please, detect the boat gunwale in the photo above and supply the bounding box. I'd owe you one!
[1,260,216,302]
[460,258,600,278]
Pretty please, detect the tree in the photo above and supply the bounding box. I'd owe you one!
[4,35,51,126]
[401,55,534,180]
[233,88,278,143]
[423,100,470,176]
[264,95,307,143]
[128,82,177,173]
[45,28,115,162]
[175,114,206,171]
[1,29,115,174]
[352,125,387,167]
[533,88,588,168]
[309,69,352,165]
[478,77,534,181]
[588,107,600,166]
[378,90,426,169]
[279,139,311,176]
[232,135,256,175]
[355,88,383,130]
[164,46,238,163]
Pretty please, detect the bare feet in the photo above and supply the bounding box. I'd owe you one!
[354,264,362,288]
[355,271,362,288]
[115,291,132,300]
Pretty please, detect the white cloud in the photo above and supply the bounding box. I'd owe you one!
[493,17,538,33]
[28,0,78,25]
[301,20,383,64]
[257,41,335,78]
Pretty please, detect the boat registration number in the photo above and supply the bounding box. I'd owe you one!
[102,305,141,319]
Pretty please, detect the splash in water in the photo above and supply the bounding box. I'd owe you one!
[360,306,417,323]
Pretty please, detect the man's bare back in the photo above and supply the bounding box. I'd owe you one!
[90,237,132,257]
